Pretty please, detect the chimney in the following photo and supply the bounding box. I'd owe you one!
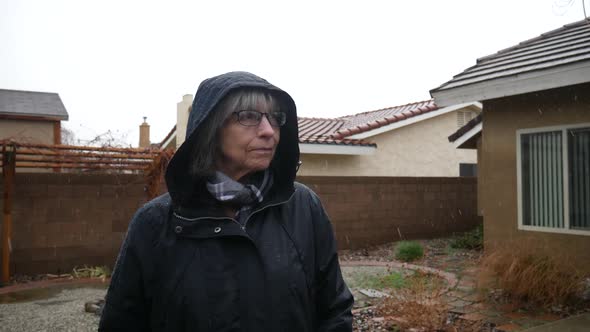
[139,117,150,148]
[176,94,193,148]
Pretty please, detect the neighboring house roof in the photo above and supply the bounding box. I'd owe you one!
[160,98,480,155]
[431,18,590,106]
[159,124,177,149]
[300,100,480,140]
[0,89,69,120]
[297,117,375,147]
[448,114,482,149]
[298,100,438,140]
[333,100,438,139]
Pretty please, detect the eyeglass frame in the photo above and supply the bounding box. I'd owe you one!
[231,110,287,127]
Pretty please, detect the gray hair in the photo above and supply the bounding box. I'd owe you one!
[189,88,281,178]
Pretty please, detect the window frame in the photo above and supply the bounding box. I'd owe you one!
[516,122,590,236]
[459,163,477,177]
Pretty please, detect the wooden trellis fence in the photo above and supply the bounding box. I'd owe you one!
[0,140,173,284]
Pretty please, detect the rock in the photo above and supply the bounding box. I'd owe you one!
[359,289,390,298]
[576,277,590,301]
[84,298,105,316]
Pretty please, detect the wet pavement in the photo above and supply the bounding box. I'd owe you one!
[442,264,568,331]
[520,313,590,332]
[0,280,108,332]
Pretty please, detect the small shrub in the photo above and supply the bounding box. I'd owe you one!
[479,245,586,307]
[405,271,447,293]
[450,223,483,250]
[376,271,481,331]
[378,271,461,331]
[394,241,424,262]
[73,265,112,280]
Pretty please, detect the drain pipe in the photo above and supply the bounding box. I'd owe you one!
[1,145,15,285]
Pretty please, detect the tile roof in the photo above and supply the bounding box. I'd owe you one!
[0,89,69,120]
[432,18,590,95]
[297,117,375,147]
[297,100,440,145]
[298,117,344,137]
[332,100,438,138]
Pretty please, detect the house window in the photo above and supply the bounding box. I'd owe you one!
[517,123,590,235]
[460,163,477,177]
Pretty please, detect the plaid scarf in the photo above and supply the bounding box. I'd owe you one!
[206,170,272,225]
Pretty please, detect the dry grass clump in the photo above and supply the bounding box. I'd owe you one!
[72,265,111,281]
[478,244,586,307]
[377,271,463,331]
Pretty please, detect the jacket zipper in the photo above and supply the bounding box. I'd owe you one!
[241,191,296,230]
[172,191,296,232]
[172,213,244,230]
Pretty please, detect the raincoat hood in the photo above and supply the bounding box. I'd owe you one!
[165,71,300,208]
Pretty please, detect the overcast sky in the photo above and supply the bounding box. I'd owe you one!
[0,0,586,146]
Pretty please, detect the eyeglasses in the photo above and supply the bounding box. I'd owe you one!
[232,110,287,127]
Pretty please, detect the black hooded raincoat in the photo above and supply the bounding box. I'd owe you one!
[99,72,354,331]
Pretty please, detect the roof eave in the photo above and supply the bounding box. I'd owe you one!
[452,122,482,149]
[431,61,590,107]
[0,112,68,121]
[299,143,376,155]
[159,125,177,149]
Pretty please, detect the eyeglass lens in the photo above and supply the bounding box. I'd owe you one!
[237,110,286,127]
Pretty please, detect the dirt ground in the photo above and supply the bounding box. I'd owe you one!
[339,238,590,332]
[1,237,587,332]
[340,237,481,331]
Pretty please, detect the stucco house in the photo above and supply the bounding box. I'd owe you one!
[431,18,590,272]
[0,89,69,145]
[163,94,481,177]
[297,100,480,176]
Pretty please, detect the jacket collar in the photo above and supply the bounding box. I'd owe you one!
[172,181,295,222]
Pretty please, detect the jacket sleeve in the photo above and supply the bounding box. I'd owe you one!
[99,206,154,331]
[310,193,354,332]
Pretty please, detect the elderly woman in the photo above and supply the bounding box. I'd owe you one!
[99,71,354,331]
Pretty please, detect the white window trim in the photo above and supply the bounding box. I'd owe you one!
[516,122,590,236]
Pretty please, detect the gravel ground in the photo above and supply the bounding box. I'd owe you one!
[0,287,106,332]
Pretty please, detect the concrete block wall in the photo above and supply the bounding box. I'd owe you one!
[1,173,147,275]
[1,174,478,275]
[297,176,479,249]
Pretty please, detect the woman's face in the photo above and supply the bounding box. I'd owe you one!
[216,110,280,181]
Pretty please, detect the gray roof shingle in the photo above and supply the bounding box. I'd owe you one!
[0,89,69,120]
[431,18,590,105]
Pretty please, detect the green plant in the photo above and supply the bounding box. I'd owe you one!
[394,241,424,262]
[377,272,406,289]
[352,271,406,290]
[72,265,112,279]
[450,223,483,250]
